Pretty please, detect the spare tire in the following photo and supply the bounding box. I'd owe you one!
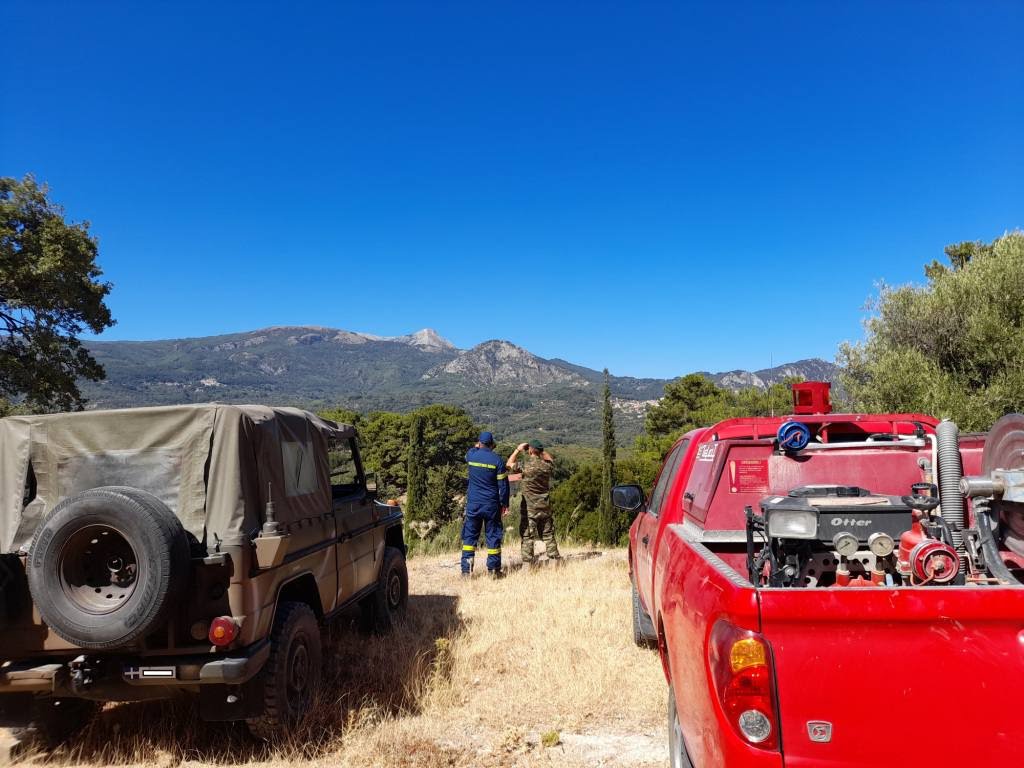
[27,486,190,650]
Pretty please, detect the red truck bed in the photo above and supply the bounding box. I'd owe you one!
[628,402,1024,767]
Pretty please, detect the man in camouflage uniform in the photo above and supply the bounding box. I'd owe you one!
[507,439,560,565]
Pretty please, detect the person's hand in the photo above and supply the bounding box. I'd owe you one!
[518,442,529,451]
[501,506,509,517]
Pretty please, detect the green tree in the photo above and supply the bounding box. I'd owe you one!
[551,462,602,540]
[359,403,479,531]
[839,231,1024,430]
[416,404,478,468]
[1,175,114,411]
[597,369,619,544]
[405,414,428,522]
[317,407,363,429]
[628,373,797,498]
[645,373,736,442]
[360,411,409,496]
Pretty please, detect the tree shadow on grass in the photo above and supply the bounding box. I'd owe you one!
[42,593,462,765]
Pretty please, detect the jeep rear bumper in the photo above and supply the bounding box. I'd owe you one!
[0,639,270,696]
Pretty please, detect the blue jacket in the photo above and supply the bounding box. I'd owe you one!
[465,446,510,509]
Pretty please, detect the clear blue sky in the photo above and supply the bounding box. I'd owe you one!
[4,2,1022,379]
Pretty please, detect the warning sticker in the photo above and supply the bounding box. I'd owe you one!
[729,459,770,493]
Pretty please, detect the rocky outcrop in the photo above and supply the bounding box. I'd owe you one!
[425,340,589,387]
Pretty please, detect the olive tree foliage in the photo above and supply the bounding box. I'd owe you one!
[1,176,114,412]
[838,232,1024,431]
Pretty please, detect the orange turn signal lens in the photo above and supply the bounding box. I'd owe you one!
[730,637,767,672]
[208,616,239,647]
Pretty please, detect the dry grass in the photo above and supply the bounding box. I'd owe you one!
[14,548,666,767]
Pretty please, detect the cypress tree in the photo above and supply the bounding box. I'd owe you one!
[598,369,618,544]
[405,414,427,524]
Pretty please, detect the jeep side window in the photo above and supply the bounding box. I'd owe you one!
[329,438,365,499]
[647,439,689,518]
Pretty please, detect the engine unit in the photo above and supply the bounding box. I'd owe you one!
[748,485,930,587]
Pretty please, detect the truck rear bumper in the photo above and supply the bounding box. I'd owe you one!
[0,640,270,695]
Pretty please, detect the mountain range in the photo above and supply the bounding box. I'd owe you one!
[81,326,836,446]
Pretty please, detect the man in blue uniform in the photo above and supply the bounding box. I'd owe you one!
[462,431,510,576]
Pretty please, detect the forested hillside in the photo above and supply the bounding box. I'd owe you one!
[79,326,833,446]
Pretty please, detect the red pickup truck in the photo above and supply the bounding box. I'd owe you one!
[619,382,1024,767]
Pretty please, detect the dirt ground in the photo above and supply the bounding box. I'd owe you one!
[7,547,668,767]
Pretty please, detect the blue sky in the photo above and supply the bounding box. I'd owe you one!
[4,1,1022,379]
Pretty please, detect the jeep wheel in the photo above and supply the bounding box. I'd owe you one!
[363,546,408,634]
[247,602,322,741]
[631,575,657,648]
[27,487,190,650]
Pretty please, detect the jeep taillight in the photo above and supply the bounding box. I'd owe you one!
[208,616,239,647]
[708,619,780,750]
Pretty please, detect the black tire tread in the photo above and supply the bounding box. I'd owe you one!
[631,575,657,648]
[246,601,321,741]
[370,546,408,634]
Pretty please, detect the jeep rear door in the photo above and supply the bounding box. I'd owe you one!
[757,586,1024,766]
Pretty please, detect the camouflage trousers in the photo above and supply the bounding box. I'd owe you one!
[520,498,560,563]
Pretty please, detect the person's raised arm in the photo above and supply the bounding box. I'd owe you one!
[507,442,528,469]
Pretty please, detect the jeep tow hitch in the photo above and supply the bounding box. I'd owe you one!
[69,655,98,693]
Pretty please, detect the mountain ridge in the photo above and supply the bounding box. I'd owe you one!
[80,325,837,445]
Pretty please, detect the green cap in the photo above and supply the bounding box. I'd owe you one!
[528,439,544,451]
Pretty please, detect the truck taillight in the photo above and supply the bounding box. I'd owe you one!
[708,620,780,751]
[208,616,239,647]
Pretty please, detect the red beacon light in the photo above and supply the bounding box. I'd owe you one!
[792,381,832,415]
[208,616,239,647]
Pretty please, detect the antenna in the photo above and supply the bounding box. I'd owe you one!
[262,482,280,535]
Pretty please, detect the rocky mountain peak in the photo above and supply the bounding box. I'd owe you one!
[395,328,456,351]
[425,339,589,387]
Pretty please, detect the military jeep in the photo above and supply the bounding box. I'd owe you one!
[0,404,407,743]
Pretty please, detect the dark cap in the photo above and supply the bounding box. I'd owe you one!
[528,439,544,451]
[479,431,495,447]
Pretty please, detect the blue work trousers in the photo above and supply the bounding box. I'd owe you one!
[461,503,503,573]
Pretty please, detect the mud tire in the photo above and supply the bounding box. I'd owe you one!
[631,575,657,648]
[363,547,408,634]
[247,602,322,742]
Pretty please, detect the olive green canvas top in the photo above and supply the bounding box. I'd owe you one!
[0,404,354,553]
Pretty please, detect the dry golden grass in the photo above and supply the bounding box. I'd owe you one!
[14,548,666,767]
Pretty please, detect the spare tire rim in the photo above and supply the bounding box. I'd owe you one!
[58,524,139,615]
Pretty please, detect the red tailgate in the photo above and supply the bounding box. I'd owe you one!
[759,586,1024,766]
